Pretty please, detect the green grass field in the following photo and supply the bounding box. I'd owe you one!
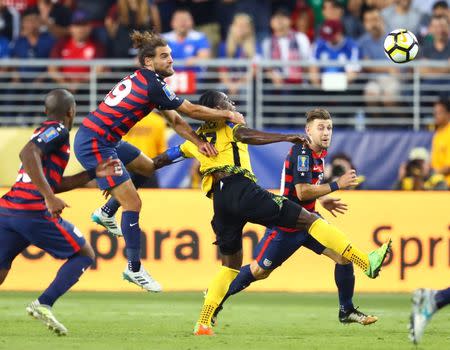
[0,292,448,350]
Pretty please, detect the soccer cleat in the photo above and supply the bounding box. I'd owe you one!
[339,307,378,326]
[123,265,162,292]
[211,305,223,327]
[409,288,437,344]
[26,300,68,336]
[193,322,215,336]
[365,239,392,279]
[91,208,123,237]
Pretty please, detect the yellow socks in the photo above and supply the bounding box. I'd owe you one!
[341,243,369,271]
[308,218,369,271]
[198,266,239,326]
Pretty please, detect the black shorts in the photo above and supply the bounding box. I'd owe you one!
[211,174,302,255]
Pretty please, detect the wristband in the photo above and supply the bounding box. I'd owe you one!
[87,168,97,180]
[329,181,339,192]
[166,145,183,161]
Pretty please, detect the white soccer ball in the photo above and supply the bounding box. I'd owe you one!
[384,29,419,64]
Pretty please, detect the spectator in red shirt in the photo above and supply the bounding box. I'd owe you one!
[49,9,105,92]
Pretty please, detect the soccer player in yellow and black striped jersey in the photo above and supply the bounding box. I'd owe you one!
[149,90,392,336]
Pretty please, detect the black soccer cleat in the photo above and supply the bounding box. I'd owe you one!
[339,307,378,326]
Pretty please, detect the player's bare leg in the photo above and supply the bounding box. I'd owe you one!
[194,250,242,335]
[111,179,161,292]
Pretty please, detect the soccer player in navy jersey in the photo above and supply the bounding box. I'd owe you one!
[74,31,244,292]
[211,108,378,326]
[409,287,450,344]
[0,89,121,335]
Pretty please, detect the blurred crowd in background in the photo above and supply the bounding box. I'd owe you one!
[0,0,448,91]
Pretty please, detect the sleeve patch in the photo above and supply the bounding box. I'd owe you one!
[162,84,176,100]
[297,155,309,172]
[39,127,59,143]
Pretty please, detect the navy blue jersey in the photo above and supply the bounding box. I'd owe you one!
[0,120,69,214]
[281,144,327,212]
[82,69,184,142]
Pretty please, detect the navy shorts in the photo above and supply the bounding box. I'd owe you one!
[74,126,141,190]
[253,226,326,270]
[0,214,86,269]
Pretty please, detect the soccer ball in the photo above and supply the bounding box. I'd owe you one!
[383,29,419,64]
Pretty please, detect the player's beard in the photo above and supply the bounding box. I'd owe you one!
[157,66,175,78]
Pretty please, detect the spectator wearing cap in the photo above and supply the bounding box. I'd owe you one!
[395,147,448,190]
[32,0,72,39]
[162,8,210,71]
[11,7,55,82]
[103,0,156,58]
[310,19,361,89]
[431,99,450,187]
[49,10,105,92]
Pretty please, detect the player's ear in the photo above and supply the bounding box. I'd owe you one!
[144,56,153,68]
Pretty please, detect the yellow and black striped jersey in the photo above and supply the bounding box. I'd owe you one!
[179,121,256,196]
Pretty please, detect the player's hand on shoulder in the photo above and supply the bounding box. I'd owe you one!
[45,195,69,218]
[198,141,218,157]
[337,169,359,189]
[96,157,123,178]
[288,134,310,145]
[229,111,246,125]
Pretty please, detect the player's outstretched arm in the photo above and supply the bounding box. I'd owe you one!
[19,141,68,217]
[176,100,245,125]
[55,158,123,194]
[160,109,217,157]
[234,126,309,145]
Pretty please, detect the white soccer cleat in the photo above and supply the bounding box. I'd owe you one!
[409,288,437,344]
[91,208,123,237]
[123,265,162,292]
[26,300,68,336]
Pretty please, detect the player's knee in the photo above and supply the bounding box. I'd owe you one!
[296,210,320,230]
[250,261,272,280]
[78,242,96,262]
[122,195,142,212]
